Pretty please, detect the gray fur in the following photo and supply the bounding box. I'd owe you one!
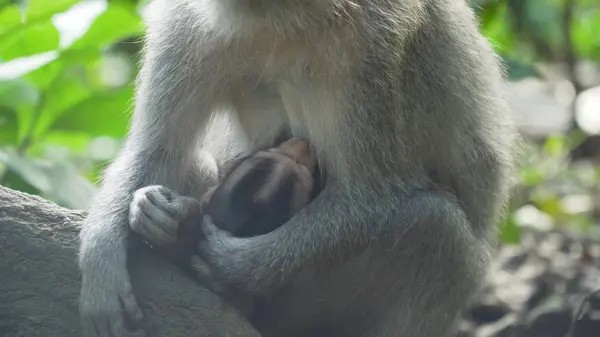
[78,0,518,336]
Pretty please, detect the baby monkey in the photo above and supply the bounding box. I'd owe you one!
[129,138,317,265]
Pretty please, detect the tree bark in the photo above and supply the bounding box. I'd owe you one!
[0,186,260,337]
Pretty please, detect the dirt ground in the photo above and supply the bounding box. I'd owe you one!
[455,228,600,337]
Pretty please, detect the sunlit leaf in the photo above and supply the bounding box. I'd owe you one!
[24,0,79,21]
[533,194,564,218]
[0,5,22,38]
[35,130,92,154]
[572,8,600,58]
[479,1,517,56]
[0,20,60,61]
[0,0,78,42]
[544,134,567,157]
[69,3,143,51]
[24,49,100,89]
[107,0,138,10]
[519,166,546,186]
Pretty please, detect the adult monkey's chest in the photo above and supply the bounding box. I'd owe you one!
[276,79,312,139]
[228,23,358,140]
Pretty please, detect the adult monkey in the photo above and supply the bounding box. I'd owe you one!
[78,1,517,337]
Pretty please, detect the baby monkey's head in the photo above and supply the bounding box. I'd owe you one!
[201,138,316,237]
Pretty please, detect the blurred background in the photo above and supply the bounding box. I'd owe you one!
[0,0,600,336]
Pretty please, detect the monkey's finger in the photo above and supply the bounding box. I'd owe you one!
[138,208,178,245]
[144,186,174,211]
[170,196,202,221]
[139,196,180,236]
[137,219,175,246]
[131,194,178,243]
[147,185,196,219]
[142,185,190,222]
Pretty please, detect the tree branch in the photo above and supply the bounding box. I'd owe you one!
[0,185,260,337]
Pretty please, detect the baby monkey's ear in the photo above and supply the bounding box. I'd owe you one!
[269,138,315,174]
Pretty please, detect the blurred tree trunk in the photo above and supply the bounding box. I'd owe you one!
[0,186,260,337]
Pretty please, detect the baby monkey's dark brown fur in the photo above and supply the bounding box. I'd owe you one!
[154,138,318,265]
[205,138,316,237]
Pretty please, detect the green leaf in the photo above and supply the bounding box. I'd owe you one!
[0,79,38,142]
[0,147,52,191]
[36,130,92,154]
[0,20,60,61]
[0,78,39,110]
[519,166,546,186]
[0,5,23,38]
[0,107,18,145]
[0,147,96,208]
[69,4,143,51]
[572,9,600,59]
[0,79,41,142]
[0,0,78,42]
[499,215,521,244]
[107,0,138,10]
[479,1,516,56]
[24,49,101,89]
[32,68,93,139]
[544,134,566,157]
[51,86,133,138]
[0,167,40,196]
[24,0,79,21]
[534,194,563,218]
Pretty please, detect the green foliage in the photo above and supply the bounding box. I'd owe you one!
[0,0,142,207]
[0,0,599,242]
